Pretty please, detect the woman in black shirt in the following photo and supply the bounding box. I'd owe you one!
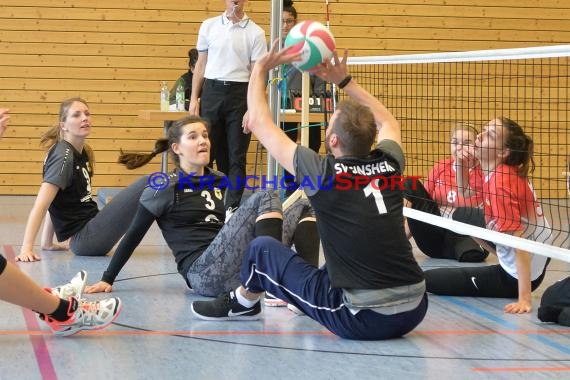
[86,115,319,297]
[17,98,147,262]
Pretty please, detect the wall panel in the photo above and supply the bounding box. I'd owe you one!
[0,0,568,194]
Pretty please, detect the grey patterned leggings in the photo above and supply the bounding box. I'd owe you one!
[186,190,314,297]
[70,176,148,256]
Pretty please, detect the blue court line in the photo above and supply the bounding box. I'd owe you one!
[442,296,570,355]
[528,334,570,355]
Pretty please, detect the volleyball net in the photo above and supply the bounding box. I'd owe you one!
[346,45,570,261]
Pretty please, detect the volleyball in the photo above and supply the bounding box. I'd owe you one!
[284,20,336,72]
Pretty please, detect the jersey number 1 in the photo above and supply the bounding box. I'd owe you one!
[363,179,387,214]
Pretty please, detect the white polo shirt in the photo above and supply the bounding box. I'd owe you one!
[197,12,267,82]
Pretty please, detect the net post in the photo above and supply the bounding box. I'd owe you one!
[301,71,310,147]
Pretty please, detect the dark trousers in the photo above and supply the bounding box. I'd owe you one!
[425,262,548,297]
[0,254,6,275]
[452,206,496,251]
[539,277,570,326]
[282,121,321,192]
[241,236,428,340]
[200,80,250,209]
[70,176,148,256]
[403,179,487,262]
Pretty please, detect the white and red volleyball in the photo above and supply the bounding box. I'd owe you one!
[284,20,335,72]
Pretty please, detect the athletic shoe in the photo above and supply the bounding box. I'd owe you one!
[287,303,306,316]
[41,296,123,337]
[264,293,287,307]
[225,207,238,222]
[191,290,261,321]
[51,270,87,300]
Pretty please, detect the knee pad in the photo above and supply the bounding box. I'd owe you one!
[254,218,283,241]
[294,220,320,267]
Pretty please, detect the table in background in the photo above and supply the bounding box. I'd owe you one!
[138,110,327,172]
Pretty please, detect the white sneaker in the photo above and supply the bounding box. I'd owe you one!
[42,296,123,337]
[51,270,87,300]
[287,303,305,316]
[264,293,287,307]
[225,207,238,222]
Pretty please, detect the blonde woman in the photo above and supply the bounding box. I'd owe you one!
[0,108,122,335]
[17,98,147,262]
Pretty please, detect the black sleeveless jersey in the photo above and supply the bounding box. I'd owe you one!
[43,141,98,241]
[141,168,226,275]
[294,140,424,289]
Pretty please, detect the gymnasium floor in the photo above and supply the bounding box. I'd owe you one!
[1,195,569,379]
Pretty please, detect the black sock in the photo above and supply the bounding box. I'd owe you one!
[48,297,78,322]
[294,220,320,267]
[254,218,283,241]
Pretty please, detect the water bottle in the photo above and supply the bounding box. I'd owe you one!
[175,83,185,111]
[160,81,169,111]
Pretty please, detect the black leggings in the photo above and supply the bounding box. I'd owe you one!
[425,263,548,297]
[282,122,321,192]
[403,179,486,262]
[70,176,148,256]
[452,207,496,251]
[538,277,570,326]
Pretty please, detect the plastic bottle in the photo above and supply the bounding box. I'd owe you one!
[175,83,185,111]
[160,81,169,111]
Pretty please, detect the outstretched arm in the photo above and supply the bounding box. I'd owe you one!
[189,52,207,116]
[85,204,156,293]
[41,211,69,251]
[313,50,401,147]
[245,40,302,175]
[504,230,532,314]
[17,182,59,262]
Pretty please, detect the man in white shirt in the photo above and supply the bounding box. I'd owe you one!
[189,0,267,210]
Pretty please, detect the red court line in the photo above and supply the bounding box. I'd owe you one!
[412,329,570,335]
[4,245,58,380]
[473,367,570,372]
[1,328,568,337]
[86,330,333,336]
[0,330,332,336]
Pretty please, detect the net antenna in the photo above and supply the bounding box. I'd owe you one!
[346,44,570,260]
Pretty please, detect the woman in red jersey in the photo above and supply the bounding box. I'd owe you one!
[425,117,551,314]
[403,123,487,262]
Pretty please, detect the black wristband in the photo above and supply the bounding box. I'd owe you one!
[337,75,352,89]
